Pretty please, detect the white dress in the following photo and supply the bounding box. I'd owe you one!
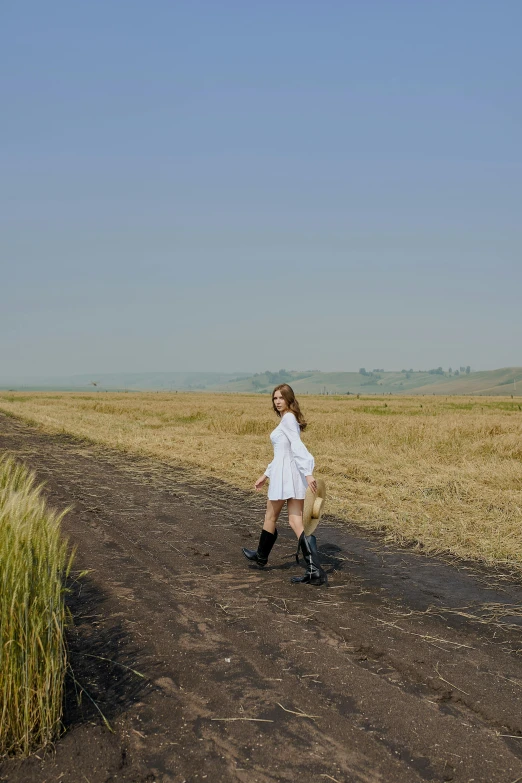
[264,412,315,501]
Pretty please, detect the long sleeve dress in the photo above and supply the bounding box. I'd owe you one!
[264,412,315,501]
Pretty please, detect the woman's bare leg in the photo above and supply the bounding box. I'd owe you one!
[287,498,305,538]
[263,500,285,534]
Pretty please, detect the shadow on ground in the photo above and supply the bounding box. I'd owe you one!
[64,574,151,729]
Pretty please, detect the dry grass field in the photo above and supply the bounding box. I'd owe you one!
[1,391,522,569]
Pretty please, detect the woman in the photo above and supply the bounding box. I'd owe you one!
[242,384,327,586]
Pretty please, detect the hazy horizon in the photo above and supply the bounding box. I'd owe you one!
[1,364,519,384]
[2,1,521,376]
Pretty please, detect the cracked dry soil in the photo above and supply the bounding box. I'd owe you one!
[1,414,522,783]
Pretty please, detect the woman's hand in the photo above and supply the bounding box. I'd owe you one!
[255,475,268,491]
[306,475,317,493]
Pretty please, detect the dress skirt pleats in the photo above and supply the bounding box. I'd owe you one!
[264,412,315,501]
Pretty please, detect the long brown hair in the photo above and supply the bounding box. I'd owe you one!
[272,384,308,431]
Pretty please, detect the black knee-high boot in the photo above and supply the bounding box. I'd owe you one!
[242,528,278,567]
[291,532,327,585]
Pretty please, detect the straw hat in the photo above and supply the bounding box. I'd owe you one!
[303,478,326,536]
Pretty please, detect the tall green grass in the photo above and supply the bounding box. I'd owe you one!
[0,455,73,756]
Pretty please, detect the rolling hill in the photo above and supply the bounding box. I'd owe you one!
[213,367,522,395]
[1,368,521,396]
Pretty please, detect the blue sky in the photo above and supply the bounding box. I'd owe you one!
[2,0,521,376]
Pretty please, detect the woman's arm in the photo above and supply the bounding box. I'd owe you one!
[254,458,274,491]
[255,474,268,490]
[280,413,315,486]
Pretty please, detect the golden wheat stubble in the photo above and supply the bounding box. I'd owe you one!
[1,392,522,568]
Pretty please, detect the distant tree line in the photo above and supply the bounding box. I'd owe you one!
[428,366,471,376]
[358,366,472,378]
[251,369,314,390]
[252,369,292,389]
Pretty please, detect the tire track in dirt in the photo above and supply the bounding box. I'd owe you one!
[1,413,522,783]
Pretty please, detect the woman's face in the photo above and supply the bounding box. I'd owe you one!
[273,390,289,413]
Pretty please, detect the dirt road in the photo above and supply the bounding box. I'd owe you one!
[1,413,522,783]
